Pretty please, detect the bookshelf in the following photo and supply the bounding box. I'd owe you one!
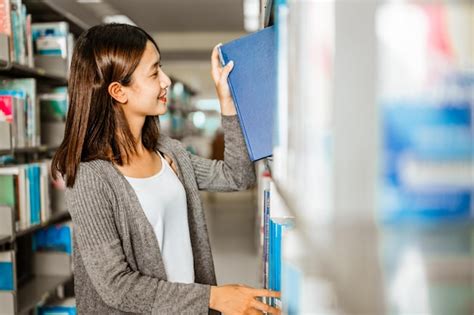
[17,274,72,314]
[258,0,474,314]
[0,60,67,86]
[22,0,100,37]
[14,210,69,238]
[0,0,81,313]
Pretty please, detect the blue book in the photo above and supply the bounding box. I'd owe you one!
[37,298,76,315]
[33,222,73,255]
[0,251,15,291]
[218,26,276,161]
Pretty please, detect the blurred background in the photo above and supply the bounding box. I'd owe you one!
[0,0,472,314]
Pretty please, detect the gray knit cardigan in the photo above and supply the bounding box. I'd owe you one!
[66,115,256,314]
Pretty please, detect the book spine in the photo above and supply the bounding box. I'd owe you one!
[0,0,12,36]
[263,188,270,290]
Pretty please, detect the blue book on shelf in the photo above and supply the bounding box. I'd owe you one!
[268,219,282,307]
[218,26,276,161]
[0,251,15,291]
[33,223,72,255]
[27,165,40,225]
[37,298,76,315]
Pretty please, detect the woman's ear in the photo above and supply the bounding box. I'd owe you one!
[108,82,128,104]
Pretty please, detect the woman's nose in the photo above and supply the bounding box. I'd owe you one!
[160,71,171,89]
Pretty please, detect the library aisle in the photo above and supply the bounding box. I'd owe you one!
[0,0,473,314]
[202,191,260,288]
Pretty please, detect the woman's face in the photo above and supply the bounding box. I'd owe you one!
[122,41,171,118]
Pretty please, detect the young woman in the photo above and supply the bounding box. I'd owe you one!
[52,23,280,314]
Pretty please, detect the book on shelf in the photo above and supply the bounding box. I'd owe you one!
[33,221,73,255]
[0,120,12,151]
[0,251,15,291]
[40,87,68,147]
[37,297,76,315]
[381,72,474,223]
[5,0,33,67]
[0,161,54,231]
[0,205,14,237]
[32,22,69,58]
[262,176,271,290]
[0,78,40,147]
[0,92,26,148]
[32,22,73,77]
[0,0,12,39]
[218,26,276,161]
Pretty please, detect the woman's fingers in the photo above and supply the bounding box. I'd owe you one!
[211,44,222,83]
[220,60,234,84]
[250,299,281,315]
[251,288,281,299]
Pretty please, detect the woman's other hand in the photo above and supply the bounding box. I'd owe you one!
[209,284,281,314]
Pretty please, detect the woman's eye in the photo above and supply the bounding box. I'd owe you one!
[152,72,158,77]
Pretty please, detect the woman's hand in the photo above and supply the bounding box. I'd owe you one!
[209,284,281,314]
[211,44,237,116]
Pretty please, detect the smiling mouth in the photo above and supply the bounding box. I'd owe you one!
[158,93,167,103]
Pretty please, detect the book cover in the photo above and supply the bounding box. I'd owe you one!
[218,26,276,161]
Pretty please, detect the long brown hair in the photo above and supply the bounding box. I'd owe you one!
[52,23,161,187]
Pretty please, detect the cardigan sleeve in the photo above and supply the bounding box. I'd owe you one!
[66,163,211,314]
[187,115,257,192]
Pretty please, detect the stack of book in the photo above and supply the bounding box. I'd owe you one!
[40,87,68,147]
[32,22,74,77]
[0,159,67,232]
[0,78,40,148]
[0,0,34,66]
[0,0,74,72]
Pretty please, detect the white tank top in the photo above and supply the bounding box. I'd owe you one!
[124,152,195,283]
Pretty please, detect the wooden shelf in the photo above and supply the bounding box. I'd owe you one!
[17,274,72,314]
[15,211,70,239]
[0,234,12,246]
[0,145,59,157]
[12,145,59,154]
[23,0,101,37]
[0,149,12,156]
[0,61,67,86]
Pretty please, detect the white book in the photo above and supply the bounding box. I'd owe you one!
[0,121,11,151]
[39,161,51,222]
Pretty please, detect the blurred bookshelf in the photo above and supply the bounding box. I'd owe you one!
[257,0,474,314]
[0,60,67,86]
[17,274,72,314]
[0,0,77,313]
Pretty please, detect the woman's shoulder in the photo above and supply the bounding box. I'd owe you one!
[69,159,117,192]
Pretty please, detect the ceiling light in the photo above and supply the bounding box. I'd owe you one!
[77,0,103,3]
[103,15,136,26]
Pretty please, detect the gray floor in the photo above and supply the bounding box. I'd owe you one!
[201,190,262,288]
